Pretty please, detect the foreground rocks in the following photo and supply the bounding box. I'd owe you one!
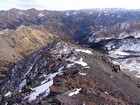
[1,40,140,105]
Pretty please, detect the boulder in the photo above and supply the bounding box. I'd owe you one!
[55,95,76,105]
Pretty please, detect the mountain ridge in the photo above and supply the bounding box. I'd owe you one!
[0,25,58,84]
[1,40,140,104]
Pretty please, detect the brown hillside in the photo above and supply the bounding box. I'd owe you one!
[0,25,58,82]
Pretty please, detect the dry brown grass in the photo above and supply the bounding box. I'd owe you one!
[0,25,58,75]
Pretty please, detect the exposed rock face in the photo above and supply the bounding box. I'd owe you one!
[1,41,140,104]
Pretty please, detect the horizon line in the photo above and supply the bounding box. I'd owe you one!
[0,7,140,11]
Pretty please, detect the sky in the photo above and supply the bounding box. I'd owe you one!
[0,0,140,10]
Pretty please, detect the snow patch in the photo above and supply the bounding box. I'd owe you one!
[90,12,93,15]
[112,58,140,78]
[105,13,109,16]
[0,29,8,35]
[78,72,86,76]
[67,63,75,68]
[84,66,90,68]
[24,64,34,77]
[105,92,109,95]
[68,88,81,96]
[67,56,89,68]
[19,79,26,89]
[108,50,129,58]
[18,11,24,15]
[27,66,64,101]
[106,38,140,78]
[72,58,88,67]
[72,12,77,15]
[4,91,12,97]
[66,12,70,16]
[117,15,121,18]
[114,51,129,56]
[38,13,45,17]
[83,102,86,105]
[28,80,53,101]
[76,49,93,54]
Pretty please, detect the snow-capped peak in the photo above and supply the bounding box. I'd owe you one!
[18,11,24,15]
[38,13,45,17]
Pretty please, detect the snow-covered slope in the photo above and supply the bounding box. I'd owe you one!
[84,20,140,79]
[85,20,140,44]
[105,38,140,78]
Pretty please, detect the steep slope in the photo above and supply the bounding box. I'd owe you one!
[1,41,140,105]
[85,20,140,78]
[104,38,140,78]
[83,20,140,44]
[0,25,58,83]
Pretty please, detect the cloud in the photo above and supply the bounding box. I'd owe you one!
[0,0,140,10]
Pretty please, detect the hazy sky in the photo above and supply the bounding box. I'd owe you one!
[0,0,140,10]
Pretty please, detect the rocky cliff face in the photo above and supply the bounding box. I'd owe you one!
[1,40,140,105]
